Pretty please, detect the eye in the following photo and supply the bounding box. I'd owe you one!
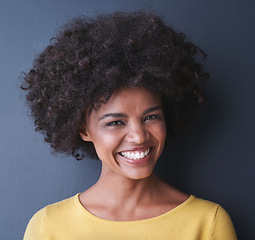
[144,114,160,121]
[106,120,125,127]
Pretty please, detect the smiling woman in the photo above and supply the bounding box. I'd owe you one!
[22,10,237,239]
[79,87,166,180]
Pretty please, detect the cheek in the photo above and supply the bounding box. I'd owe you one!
[161,123,167,140]
[93,131,123,156]
[153,123,167,154]
[153,124,166,158]
[154,122,167,141]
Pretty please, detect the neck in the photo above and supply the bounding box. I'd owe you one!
[79,165,189,221]
[88,168,161,209]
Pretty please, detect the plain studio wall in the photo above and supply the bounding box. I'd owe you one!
[0,0,254,239]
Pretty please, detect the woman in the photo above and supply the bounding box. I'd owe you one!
[23,11,237,239]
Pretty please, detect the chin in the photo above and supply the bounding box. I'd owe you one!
[123,168,154,180]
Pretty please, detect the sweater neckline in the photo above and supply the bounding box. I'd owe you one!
[74,193,195,224]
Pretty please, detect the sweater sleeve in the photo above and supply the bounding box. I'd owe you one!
[23,208,46,240]
[210,206,237,240]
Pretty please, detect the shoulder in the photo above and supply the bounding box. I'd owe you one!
[23,194,79,240]
[186,196,237,239]
[37,193,79,221]
[180,195,220,216]
[44,193,79,217]
[186,196,232,223]
[23,207,47,240]
[188,196,220,212]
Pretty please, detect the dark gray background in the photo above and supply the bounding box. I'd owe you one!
[1,0,254,239]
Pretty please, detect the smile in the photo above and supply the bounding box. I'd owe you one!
[119,149,150,160]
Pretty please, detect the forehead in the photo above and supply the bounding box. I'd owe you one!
[92,87,162,116]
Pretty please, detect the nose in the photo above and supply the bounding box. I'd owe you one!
[126,123,150,144]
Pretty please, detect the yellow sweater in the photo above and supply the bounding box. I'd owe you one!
[24,194,237,239]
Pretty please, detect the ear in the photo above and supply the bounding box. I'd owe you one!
[79,126,92,142]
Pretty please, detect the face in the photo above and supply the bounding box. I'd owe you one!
[80,87,166,180]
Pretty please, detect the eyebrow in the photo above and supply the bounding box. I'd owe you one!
[99,113,128,120]
[99,106,163,121]
[143,106,163,115]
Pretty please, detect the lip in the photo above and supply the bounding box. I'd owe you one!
[118,146,152,153]
[118,148,152,165]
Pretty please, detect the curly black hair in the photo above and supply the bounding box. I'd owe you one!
[21,10,208,160]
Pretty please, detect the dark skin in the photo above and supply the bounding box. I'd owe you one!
[79,87,189,221]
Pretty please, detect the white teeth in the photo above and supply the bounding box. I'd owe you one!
[120,149,150,160]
